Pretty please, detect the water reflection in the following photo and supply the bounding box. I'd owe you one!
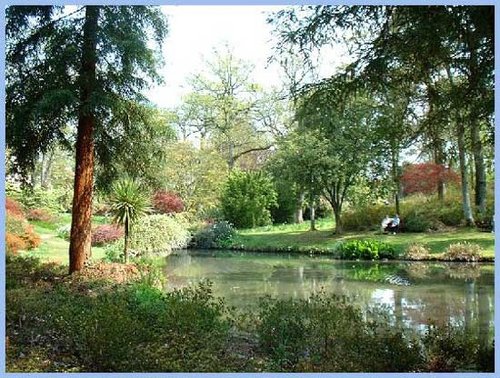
[163,250,494,337]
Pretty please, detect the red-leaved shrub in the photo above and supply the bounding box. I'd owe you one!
[6,233,27,255]
[91,224,124,246]
[153,191,184,214]
[5,203,41,254]
[401,163,460,196]
[27,208,54,222]
[6,197,24,218]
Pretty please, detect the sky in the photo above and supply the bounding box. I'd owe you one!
[146,5,348,109]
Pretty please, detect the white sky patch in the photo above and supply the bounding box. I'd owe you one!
[146,5,349,109]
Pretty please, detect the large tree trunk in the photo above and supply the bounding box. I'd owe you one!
[435,145,445,201]
[309,199,316,231]
[332,203,343,234]
[294,192,304,223]
[471,121,487,216]
[456,120,475,226]
[40,149,55,189]
[391,147,401,215]
[69,6,99,274]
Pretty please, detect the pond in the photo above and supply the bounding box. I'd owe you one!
[163,249,494,335]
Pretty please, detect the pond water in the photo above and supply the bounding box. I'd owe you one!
[163,249,494,335]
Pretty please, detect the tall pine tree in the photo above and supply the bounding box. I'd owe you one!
[6,6,168,272]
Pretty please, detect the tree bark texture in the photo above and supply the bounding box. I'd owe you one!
[294,192,304,223]
[471,121,487,216]
[456,120,475,226]
[309,199,316,231]
[391,148,401,215]
[69,6,99,274]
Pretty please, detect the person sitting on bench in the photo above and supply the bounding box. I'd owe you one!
[381,215,392,233]
[386,214,400,234]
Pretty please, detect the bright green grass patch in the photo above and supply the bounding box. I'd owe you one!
[233,221,495,257]
[26,215,111,264]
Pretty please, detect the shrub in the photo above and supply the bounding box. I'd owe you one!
[404,243,432,260]
[422,324,487,372]
[257,294,422,372]
[6,197,24,217]
[6,207,41,253]
[403,209,432,232]
[152,191,184,214]
[191,221,235,249]
[6,256,232,372]
[342,203,393,232]
[129,214,191,256]
[56,224,71,240]
[91,224,124,246]
[26,208,54,222]
[18,187,72,213]
[337,240,396,260]
[6,233,27,255]
[103,240,124,263]
[221,170,278,229]
[342,193,468,232]
[442,242,482,262]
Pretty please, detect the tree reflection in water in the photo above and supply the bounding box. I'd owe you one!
[163,250,494,343]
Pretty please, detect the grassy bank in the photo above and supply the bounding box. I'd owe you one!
[230,219,495,260]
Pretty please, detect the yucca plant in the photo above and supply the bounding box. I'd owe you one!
[110,178,149,263]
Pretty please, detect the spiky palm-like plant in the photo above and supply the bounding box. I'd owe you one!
[110,178,149,263]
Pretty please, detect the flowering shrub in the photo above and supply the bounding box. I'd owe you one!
[129,214,191,256]
[152,191,184,214]
[91,224,124,246]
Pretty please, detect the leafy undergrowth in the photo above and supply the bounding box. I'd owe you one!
[6,255,494,373]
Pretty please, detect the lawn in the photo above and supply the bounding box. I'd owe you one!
[24,215,109,264]
[232,219,495,258]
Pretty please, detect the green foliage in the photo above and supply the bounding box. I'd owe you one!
[191,221,236,249]
[257,293,422,372]
[160,142,228,218]
[56,224,71,241]
[6,256,231,372]
[103,240,124,263]
[342,194,467,232]
[16,187,72,213]
[110,178,150,231]
[129,214,191,256]
[269,178,299,224]
[342,203,392,231]
[6,6,168,182]
[221,170,278,229]
[403,208,432,232]
[337,240,396,260]
[422,324,491,372]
